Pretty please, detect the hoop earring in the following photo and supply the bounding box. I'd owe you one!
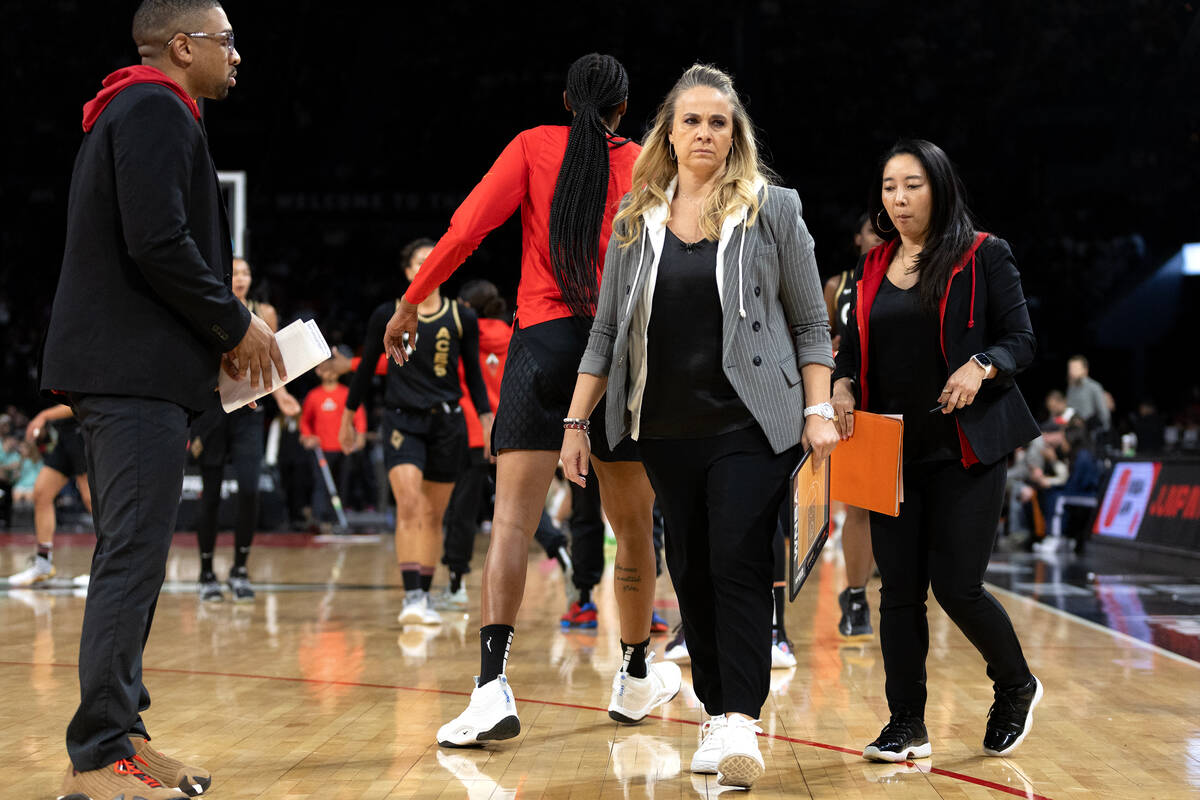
[668,142,677,161]
[876,209,895,233]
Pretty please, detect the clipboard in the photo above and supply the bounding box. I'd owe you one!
[788,448,830,602]
[829,410,904,516]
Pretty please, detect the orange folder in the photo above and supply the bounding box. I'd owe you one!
[830,410,903,516]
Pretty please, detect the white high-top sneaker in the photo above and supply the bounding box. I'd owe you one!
[436,675,521,748]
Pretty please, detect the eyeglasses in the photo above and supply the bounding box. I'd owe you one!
[164,31,236,52]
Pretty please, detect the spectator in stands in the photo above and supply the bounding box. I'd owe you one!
[1066,355,1110,431]
[12,440,41,505]
[1044,390,1073,425]
[0,434,20,528]
[1129,400,1166,454]
[1034,421,1102,554]
[301,359,367,529]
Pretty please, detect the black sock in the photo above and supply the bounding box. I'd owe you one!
[620,637,650,679]
[234,544,251,570]
[449,571,464,594]
[419,566,434,593]
[578,585,592,606]
[848,586,867,597]
[400,564,421,592]
[200,552,214,576]
[37,543,52,563]
[479,624,514,685]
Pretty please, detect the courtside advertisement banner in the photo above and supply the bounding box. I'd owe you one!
[1094,461,1160,539]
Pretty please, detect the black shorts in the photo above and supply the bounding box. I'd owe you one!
[383,407,467,483]
[493,317,639,462]
[43,420,87,477]
[192,405,263,468]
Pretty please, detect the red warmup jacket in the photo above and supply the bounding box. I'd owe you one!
[457,317,512,449]
[405,126,642,327]
[300,384,366,452]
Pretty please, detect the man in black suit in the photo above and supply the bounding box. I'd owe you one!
[41,2,283,797]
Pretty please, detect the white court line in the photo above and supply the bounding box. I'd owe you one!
[985,581,1200,670]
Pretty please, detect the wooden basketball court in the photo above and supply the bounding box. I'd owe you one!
[1,531,1197,799]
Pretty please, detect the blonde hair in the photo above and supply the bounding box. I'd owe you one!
[615,64,773,246]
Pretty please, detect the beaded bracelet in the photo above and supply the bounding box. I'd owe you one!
[562,417,591,432]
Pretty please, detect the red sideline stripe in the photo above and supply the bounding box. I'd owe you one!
[0,660,1056,799]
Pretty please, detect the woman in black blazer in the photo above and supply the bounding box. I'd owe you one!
[832,139,1043,764]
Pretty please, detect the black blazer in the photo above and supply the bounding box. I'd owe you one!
[833,235,1040,466]
[41,84,250,413]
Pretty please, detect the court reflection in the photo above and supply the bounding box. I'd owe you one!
[436,750,518,800]
[610,734,680,798]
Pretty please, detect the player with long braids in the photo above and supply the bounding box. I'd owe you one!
[385,53,681,748]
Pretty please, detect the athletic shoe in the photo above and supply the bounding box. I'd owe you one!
[862,716,932,762]
[436,674,521,748]
[439,585,469,610]
[663,625,690,663]
[838,588,874,639]
[983,675,1043,756]
[9,555,56,587]
[607,654,682,724]
[198,572,224,603]
[398,591,443,625]
[771,637,797,669]
[72,573,90,588]
[650,611,670,635]
[560,600,598,629]
[690,714,727,774]
[716,716,765,788]
[59,757,187,799]
[130,736,211,796]
[227,567,255,603]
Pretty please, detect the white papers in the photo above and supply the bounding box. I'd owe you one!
[218,319,330,413]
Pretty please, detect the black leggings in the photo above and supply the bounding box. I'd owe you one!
[641,425,796,718]
[869,458,1032,718]
[195,408,263,569]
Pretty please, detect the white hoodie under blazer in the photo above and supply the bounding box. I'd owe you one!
[579,178,834,454]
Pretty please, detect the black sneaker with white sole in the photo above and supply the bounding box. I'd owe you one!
[862,715,931,762]
[983,675,1042,756]
[838,588,873,639]
[227,566,255,603]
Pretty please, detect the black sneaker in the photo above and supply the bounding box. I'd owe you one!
[227,566,256,603]
[198,571,224,602]
[838,588,874,639]
[862,716,932,762]
[983,675,1043,756]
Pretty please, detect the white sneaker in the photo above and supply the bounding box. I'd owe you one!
[771,639,797,669]
[440,585,469,610]
[607,654,682,724]
[663,626,690,664]
[436,675,521,747]
[72,573,90,588]
[398,591,443,625]
[717,716,765,788]
[690,714,728,774]
[8,555,55,587]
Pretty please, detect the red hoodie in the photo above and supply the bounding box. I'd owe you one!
[458,317,512,449]
[82,66,200,132]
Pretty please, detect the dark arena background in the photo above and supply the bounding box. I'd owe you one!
[2,2,1200,798]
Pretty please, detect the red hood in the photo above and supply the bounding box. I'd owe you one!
[477,318,513,356]
[82,66,200,132]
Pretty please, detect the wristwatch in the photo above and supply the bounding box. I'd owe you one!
[971,352,993,375]
[803,402,836,421]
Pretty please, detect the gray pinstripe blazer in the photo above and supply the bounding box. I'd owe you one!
[579,181,834,454]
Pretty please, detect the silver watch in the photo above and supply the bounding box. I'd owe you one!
[803,402,836,421]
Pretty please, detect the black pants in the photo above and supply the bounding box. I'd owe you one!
[195,406,263,565]
[869,458,1032,719]
[442,448,568,574]
[641,425,797,718]
[66,394,189,771]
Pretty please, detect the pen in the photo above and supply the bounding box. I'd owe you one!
[929,401,949,414]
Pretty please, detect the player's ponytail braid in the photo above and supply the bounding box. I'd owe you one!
[548,53,631,319]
